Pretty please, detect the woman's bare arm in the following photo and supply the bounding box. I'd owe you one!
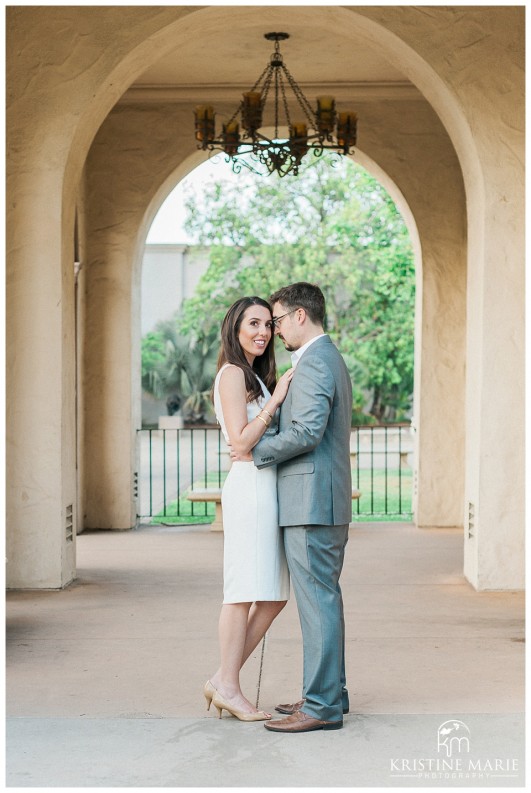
[218,365,292,456]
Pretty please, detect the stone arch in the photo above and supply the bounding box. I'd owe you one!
[75,4,473,555]
[82,81,464,533]
[8,6,522,589]
[78,6,519,591]
[68,5,475,551]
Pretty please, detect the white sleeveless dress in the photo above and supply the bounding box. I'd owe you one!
[214,364,290,604]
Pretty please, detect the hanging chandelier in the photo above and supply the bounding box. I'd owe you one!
[194,32,358,178]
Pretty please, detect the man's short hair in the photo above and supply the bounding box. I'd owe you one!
[270,282,326,325]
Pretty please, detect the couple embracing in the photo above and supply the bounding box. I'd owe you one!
[204,282,352,733]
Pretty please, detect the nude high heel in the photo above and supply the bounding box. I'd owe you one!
[212,691,271,722]
[203,680,217,711]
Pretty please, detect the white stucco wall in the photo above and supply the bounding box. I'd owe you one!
[141,244,210,335]
[142,244,188,335]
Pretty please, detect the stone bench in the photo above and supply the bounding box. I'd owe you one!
[186,489,223,531]
[188,487,361,533]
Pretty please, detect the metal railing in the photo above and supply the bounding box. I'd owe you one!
[350,424,413,519]
[136,424,413,522]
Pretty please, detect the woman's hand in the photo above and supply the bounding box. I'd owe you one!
[271,368,294,407]
[228,443,252,462]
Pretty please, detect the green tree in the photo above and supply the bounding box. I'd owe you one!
[141,330,167,392]
[142,319,218,424]
[178,157,415,421]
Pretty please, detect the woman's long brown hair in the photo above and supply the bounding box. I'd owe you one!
[215,296,277,403]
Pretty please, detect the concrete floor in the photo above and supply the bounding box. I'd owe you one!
[6,522,525,787]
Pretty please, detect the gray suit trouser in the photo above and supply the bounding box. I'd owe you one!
[283,523,349,723]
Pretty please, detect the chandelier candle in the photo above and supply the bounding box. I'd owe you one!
[337,112,358,152]
[194,105,214,120]
[222,121,240,155]
[242,92,263,133]
[290,122,308,138]
[316,96,336,135]
[290,125,309,163]
[194,105,215,143]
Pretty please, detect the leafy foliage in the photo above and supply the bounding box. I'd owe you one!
[142,320,218,424]
[142,331,166,385]
[143,157,415,422]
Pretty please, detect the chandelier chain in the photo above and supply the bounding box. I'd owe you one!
[279,71,292,131]
[282,63,315,125]
[249,63,270,94]
[274,65,281,138]
[226,104,241,128]
[259,69,274,135]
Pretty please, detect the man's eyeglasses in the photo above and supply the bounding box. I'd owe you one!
[272,308,300,328]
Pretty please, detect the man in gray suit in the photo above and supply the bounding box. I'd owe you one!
[253,282,352,733]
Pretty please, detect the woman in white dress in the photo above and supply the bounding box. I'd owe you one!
[204,297,293,722]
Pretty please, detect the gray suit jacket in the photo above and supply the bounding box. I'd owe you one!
[253,335,352,527]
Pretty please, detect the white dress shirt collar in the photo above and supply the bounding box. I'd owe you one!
[291,333,327,368]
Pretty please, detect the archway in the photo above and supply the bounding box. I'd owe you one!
[7,6,523,590]
[73,4,471,554]
[137,150,424,523]
[81,81,465,530]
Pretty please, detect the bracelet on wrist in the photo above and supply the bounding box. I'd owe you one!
[256,414,269,427]
[262,407,273,420]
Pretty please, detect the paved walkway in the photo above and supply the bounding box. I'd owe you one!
[6,522,525,787]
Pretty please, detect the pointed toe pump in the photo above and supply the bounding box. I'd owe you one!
[211,691,271,722]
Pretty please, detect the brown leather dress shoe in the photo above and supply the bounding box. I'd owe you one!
[276,698,349,715]
[275,698,306,715]
[264,710,343,733]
